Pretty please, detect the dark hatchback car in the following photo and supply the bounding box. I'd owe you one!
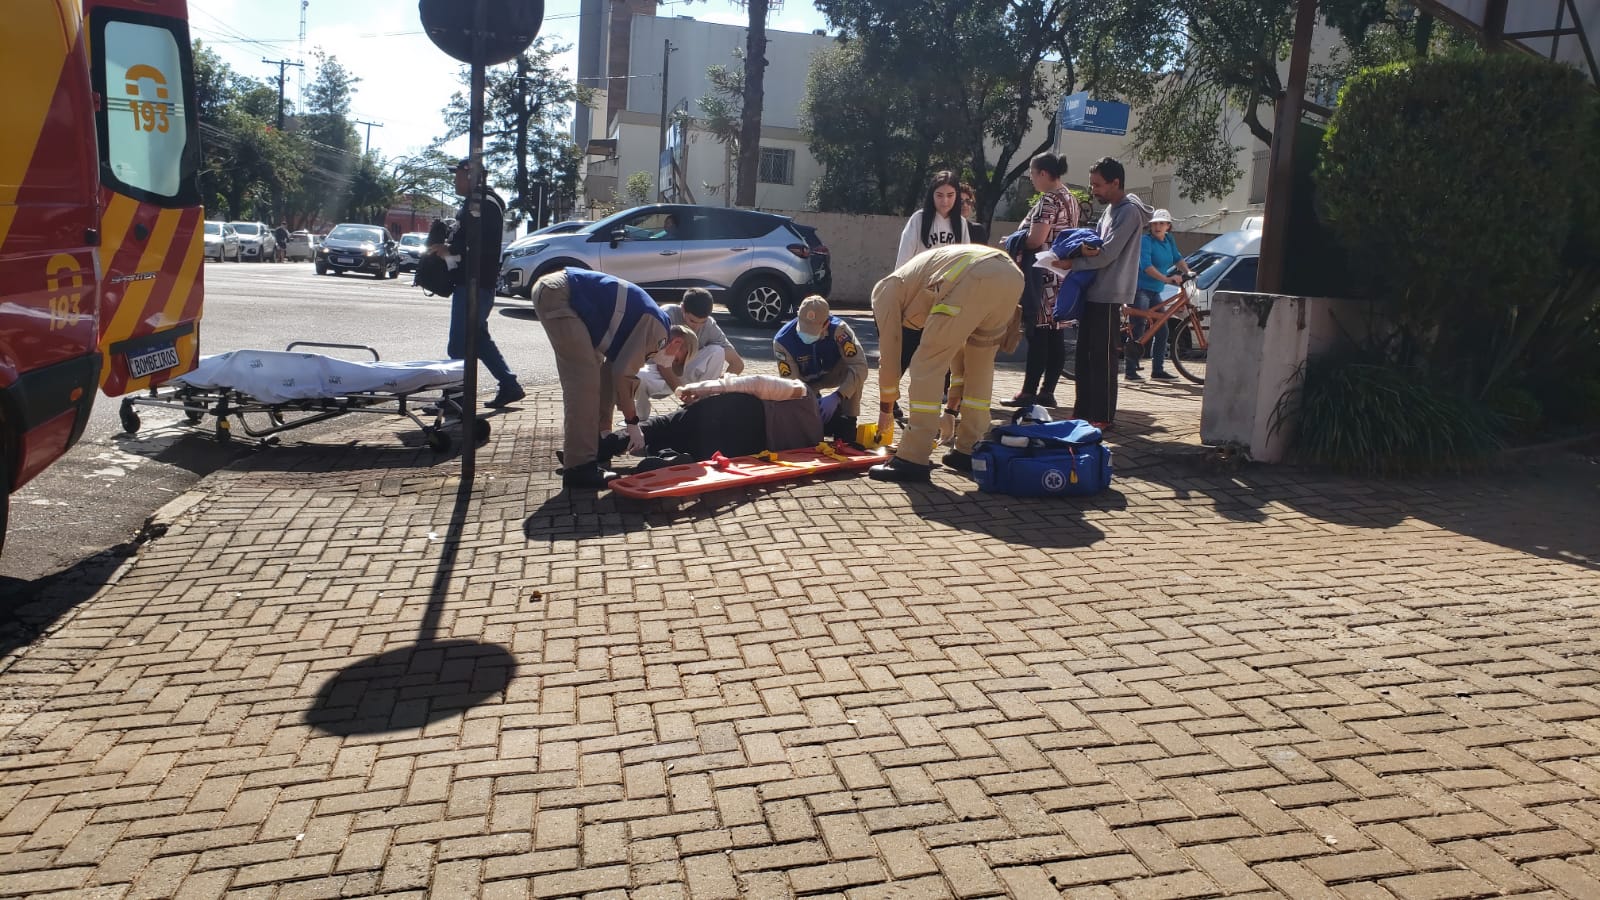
[316,223,401,279]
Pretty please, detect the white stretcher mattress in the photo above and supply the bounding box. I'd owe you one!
[175,350,464,404]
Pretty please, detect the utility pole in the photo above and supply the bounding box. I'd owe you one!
[261,58,304,131]
[353,119,383,154]
[1256,0,1316,294]
[657,39,676,200]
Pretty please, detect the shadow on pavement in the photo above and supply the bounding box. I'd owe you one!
[902,479,1117,548]
[304,476,517,736]
[1113,426,1600,570]
[0,550,134,660]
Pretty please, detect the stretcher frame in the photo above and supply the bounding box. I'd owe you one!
[607,441,887,500]
[117,341,489,452]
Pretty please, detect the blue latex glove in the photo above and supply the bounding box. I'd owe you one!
[818,391,842,422]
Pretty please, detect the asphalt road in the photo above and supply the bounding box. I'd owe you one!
[0,261,847,594]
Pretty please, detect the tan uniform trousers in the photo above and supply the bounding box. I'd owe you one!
[897,257,1024,465]
[533,272,614,469]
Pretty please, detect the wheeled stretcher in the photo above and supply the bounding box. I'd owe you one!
[118,342,489,452]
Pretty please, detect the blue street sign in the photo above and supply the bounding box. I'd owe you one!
[1059,92,1129,136]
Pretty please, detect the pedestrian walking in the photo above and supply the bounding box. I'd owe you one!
[273,223,289,262]
[443,158,525,409]
[1058,157,1152,426]
[1129,209,1190,381]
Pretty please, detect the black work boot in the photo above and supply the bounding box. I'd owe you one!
[486,381,526,408]
[868,457,933,483]
[562,462,619,489]
[941,450,973,473]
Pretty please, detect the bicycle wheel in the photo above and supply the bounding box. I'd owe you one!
[1170,314,1208,384]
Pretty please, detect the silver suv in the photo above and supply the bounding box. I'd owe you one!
[499,204,823,327]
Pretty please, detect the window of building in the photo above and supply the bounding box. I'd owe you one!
[1249,149,1271,205]
[758,147,794,185]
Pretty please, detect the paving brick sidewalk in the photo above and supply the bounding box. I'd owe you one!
[3,374,1599,899]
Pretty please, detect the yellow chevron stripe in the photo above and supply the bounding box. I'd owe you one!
[104,207,178,350]
[157,223,203,331]
[99,194,138,265]
[116,218,203,392]
[0,0,78,249]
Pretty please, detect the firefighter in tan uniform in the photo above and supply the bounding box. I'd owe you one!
[869,245,1025,483]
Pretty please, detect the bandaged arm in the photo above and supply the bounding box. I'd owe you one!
[682,374,806,401]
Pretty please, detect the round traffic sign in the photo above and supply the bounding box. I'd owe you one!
[419,0,545,65]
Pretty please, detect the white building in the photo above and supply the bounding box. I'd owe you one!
[574,1,833,212]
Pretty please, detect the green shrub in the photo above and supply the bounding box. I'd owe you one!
[1483,385,1544,438]
[1317,54,1591,389]
[1278,356,1504,476]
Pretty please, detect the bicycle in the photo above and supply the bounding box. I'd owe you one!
[1052,273,1209,385]
[1122,272,1209,384]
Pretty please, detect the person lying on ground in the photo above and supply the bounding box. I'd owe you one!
[599,373,854,463]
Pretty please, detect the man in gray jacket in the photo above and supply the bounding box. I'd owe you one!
[1053,157,1151,426]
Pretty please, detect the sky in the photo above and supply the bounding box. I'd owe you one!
[190,0,832,162]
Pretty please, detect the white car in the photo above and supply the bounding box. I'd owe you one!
[1160,229,1260,312]
[286,231,321,261]
[203,221,240,262]
[229,221,277,262]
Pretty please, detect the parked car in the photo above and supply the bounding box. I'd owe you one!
[529,219,591,237]
[203,220,240,262]
[396,232,428,273]
[285,231,321,262]
[1160,229,1260,313]
[316,223,401,279]
[498,205,823,327]
[229,221,276,262]
[791,223,831,300]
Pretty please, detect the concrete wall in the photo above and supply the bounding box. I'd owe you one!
[758,210,1023,306]
[1200,292,1376,461]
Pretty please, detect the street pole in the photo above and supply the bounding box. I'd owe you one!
[1256,0,1317,295]
[261,58,304,132]
[657,39,675,200]
[462,0,488,482]
[353,119,383,154]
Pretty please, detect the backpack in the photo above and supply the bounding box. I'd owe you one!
[413,218,458,296]
[970,419,1112,497]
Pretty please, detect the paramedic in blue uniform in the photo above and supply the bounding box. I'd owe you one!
[772,296,869,440]
[533,268,695,488]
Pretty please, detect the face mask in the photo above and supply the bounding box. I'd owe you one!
[797,329,822,345]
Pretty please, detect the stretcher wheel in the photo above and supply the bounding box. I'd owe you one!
[426,429,452,453]
[269,410,286,426]
[474,419,491,444]
[184,407,205,425]
[216,418,232,443]
[119,399,140,435]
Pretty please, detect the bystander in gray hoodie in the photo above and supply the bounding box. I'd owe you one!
[1070,194,1154,305]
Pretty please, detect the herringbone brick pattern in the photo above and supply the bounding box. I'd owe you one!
[3,376,1599,899]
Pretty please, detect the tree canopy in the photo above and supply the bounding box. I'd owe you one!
[807,0,1179,220]
[193,42,396,229]
[442,39,584,227]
